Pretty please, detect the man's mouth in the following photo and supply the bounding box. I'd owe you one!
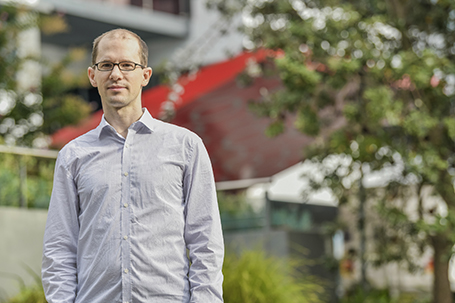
[108,85,126,91]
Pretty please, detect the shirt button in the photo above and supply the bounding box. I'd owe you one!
[125,143,129,148]
[123,172,128,177]
[123,235,128,240]
[123,203,128,208]
[124,268,129,274]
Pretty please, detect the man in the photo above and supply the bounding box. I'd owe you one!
[42,29,224,303]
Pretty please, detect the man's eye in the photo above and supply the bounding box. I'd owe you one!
[120,62,135,69]
[99,62,113,69]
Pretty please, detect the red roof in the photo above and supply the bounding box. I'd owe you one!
[171,74,311,181]
[51,50,311,181]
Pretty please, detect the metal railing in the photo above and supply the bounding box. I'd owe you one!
[0,145,57,208]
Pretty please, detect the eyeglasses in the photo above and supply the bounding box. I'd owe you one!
[94,61,145,71]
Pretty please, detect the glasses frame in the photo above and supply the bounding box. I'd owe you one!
[93,61,146,72]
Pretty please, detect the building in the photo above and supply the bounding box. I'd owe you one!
[34,0,244,74]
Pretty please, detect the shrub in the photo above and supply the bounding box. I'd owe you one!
[6,286,46,303]
[340,285,431,303]
[223,249,325,303]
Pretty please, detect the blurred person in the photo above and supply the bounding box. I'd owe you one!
[41,28,224,303]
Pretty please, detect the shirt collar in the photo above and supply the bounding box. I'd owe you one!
[135,108,155,133]
[97,108,156,139]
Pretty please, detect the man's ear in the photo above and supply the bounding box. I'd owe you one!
[142,67,153,87]
[88,67,98,87]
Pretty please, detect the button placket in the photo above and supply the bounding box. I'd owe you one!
[120,133,134,303]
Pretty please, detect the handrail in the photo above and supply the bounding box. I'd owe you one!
[0,144,58,159]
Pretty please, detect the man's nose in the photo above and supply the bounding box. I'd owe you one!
[109,64,123,79]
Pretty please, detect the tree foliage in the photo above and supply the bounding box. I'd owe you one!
[0,4,92,209]
[0,4,91,147]
[208,0,455,302]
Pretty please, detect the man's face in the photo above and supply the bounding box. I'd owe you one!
[88,36,152,111]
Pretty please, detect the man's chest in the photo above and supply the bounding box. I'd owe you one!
[73,142,186,219]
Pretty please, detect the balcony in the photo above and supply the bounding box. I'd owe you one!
[35,0,190,47]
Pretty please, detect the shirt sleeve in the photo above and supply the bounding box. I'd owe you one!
[183,137,224,303]
[42,154,80,303]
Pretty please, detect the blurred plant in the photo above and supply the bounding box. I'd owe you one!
[0,4,90,207]
[39,14,69,36]
[40,47,92,136]
[0,4,91,147]
[223,249,325,303]
[0,152,54,208]
[0,4,39,147]
[0,264,46,303]
[218,191,255,216]
[207,0,455,301]
[340,284,430,303]
[5,286,46,303]
[217,191,265,230]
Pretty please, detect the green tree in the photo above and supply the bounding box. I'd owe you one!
[40,47,92,137]
[0,3,91,147]
[208,0,455,302]
[0,4,38,146]
[0,4,91,208]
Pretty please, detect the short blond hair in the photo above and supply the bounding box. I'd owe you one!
[91,28,148,66]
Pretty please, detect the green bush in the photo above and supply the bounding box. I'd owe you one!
[340,285,431,303]
[0,264,46,303]
[6,286,46,303]
[223,249,325,303]
[0,153,54,209]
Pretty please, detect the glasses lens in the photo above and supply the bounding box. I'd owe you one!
[98,62,114,71]
[119,62,136,71]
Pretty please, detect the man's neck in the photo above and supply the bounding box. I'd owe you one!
[103,106,143,138]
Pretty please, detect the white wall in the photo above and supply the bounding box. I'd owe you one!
[0,207,47,300]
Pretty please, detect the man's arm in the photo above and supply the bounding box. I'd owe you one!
[42,155,80,302]
[183,137,224,303]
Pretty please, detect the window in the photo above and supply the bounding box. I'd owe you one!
[152,0,179,14]
[130,0,189,15]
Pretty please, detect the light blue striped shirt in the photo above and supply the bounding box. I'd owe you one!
[42,109,224,303]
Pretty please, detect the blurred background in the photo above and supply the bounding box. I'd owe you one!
[1,0,455,302]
